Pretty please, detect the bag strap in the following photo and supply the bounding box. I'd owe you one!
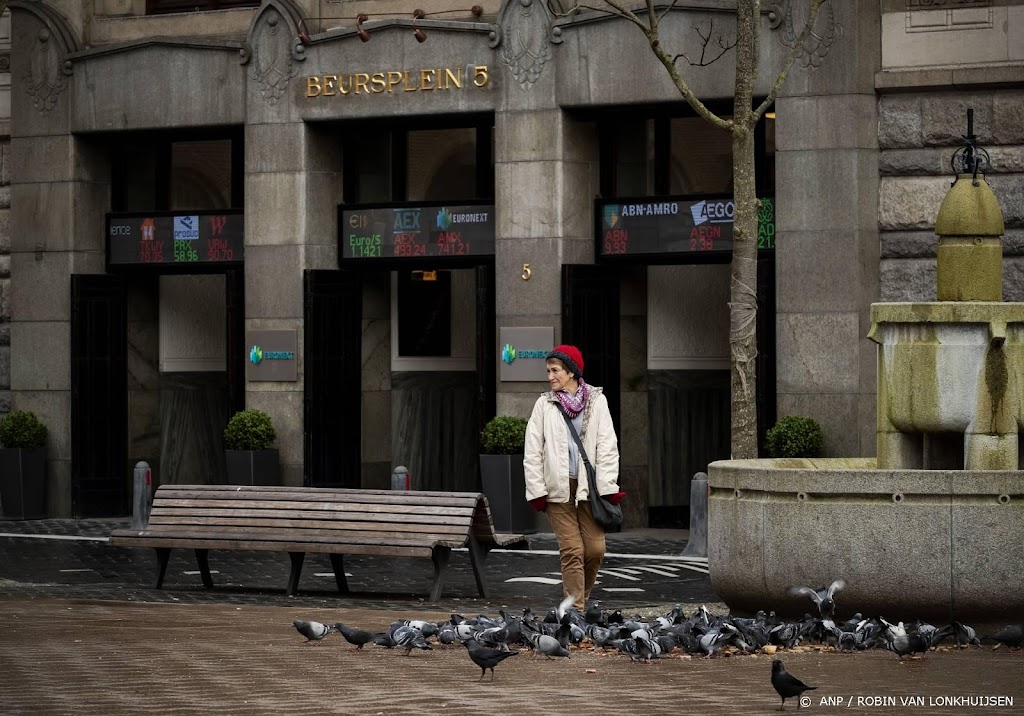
[559,409,593,469]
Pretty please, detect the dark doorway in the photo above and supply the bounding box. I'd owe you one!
[562,264,621,432]
[71,274,128,517]
[304,269,362,488]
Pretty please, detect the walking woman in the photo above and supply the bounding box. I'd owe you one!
[523,345,625,611]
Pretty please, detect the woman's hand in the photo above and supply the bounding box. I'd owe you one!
[601,491,626,506]
[528,496,548,512]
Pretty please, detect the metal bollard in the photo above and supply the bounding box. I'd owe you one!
[681,472,708,558]
[132,461,153,530]
[391,465,419,491]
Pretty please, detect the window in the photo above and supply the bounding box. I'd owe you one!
[111,132,241,212]
[171,140,233,210]
[599,108,772,198]
[147,0,258,15]
[342,118,493,203]
[669,117,732,195]
[406,128,476,202]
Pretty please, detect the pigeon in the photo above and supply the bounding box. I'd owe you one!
[293,620,336,644]
[555,594,576,622]
[528,632,570,659]
[931,622,981,648]
[334,622,375,650]
[697,629,731,658]
[406,620,439,638]
[392,625,433,656]
[464,640,518,681]
[584,602,605,625]
[787,580,846,620]
[771,659,817,710]
[372,632,397,649]
[887,633,930,660]
[993,624,1024,650]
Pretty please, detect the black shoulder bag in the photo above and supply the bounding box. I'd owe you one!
[560,409,623,531]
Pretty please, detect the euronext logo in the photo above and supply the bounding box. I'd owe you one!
[502,343,547,365]
[436,207,453,231]
[249,345,296,365]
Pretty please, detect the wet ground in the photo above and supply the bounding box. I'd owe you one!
[2,598,1022,716]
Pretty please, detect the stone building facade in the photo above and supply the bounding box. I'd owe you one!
[4,0,1018,520]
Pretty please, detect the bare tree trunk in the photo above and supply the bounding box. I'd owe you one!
[730,125,759,459]
[729,0,760,459]
[582,0,826,457]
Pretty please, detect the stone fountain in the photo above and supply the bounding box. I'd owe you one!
[708,112,1024,623]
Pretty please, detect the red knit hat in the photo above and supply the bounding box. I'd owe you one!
[546,344,584,378]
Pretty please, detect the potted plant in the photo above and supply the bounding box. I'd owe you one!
[478,415,534,533]
[223,409,279,486]
[0,410,48,519]
[765,415,826,459]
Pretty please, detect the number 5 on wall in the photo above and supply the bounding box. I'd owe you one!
[522,263,531,281]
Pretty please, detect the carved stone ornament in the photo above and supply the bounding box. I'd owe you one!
[490,0,561,90]
[9,1,81,113]
[240,0,307,105]
[769,0,843,69]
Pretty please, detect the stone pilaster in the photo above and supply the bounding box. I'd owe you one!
[10,3,104,515]
[774,6,881,458]
[493,109,598,418]
[243,120,340,486]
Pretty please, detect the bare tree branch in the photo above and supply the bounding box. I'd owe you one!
[680,18,737,67]
[752,0,826,122]
[556,0,652,35]
[655,0,680,27]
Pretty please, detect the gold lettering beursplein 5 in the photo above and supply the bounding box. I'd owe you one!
[305,65,489,98]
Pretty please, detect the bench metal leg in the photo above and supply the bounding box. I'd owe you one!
[154,548,171,589]
[467,535,489,599]
[429,546,451,602]
[194,549,214,589]
[328,554,349,594]
[286,552,305,596]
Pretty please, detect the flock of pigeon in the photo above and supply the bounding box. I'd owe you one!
[292,580,1024,706]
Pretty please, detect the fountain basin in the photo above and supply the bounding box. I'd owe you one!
[708,458,1024,622]
[871,302,1024,469]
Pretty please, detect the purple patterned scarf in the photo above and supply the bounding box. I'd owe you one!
[555,378,590,418]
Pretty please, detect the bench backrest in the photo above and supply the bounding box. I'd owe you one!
[145,484,503,549]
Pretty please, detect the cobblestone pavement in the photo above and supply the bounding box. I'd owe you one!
[0,519,717,613]
[2,598,1022,716]
[3,520,1023,716]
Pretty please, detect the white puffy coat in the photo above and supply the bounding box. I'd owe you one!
[523,386,620,504]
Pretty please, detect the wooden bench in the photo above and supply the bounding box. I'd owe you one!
[108,484,530,601]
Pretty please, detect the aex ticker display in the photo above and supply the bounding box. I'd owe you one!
[341,204,495,260]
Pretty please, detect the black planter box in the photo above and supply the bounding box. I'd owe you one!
[479,454,536,533]
[0,447,47,520]
[225,449,280,486]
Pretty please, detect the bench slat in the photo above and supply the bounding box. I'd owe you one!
[145,514,470,535]
[149,506,473,526]
[156,486,482,507]
[108,535,434,558]
[111,526,455,548]
[152,498,476,517]
[133,522,465,542]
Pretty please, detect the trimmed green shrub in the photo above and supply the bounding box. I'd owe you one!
[0,411,48,449]
[480,415,529,455]
[223,409,277,451]
[765,415,825,459]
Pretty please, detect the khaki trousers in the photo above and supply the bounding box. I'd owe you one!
[546,479,606,611]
